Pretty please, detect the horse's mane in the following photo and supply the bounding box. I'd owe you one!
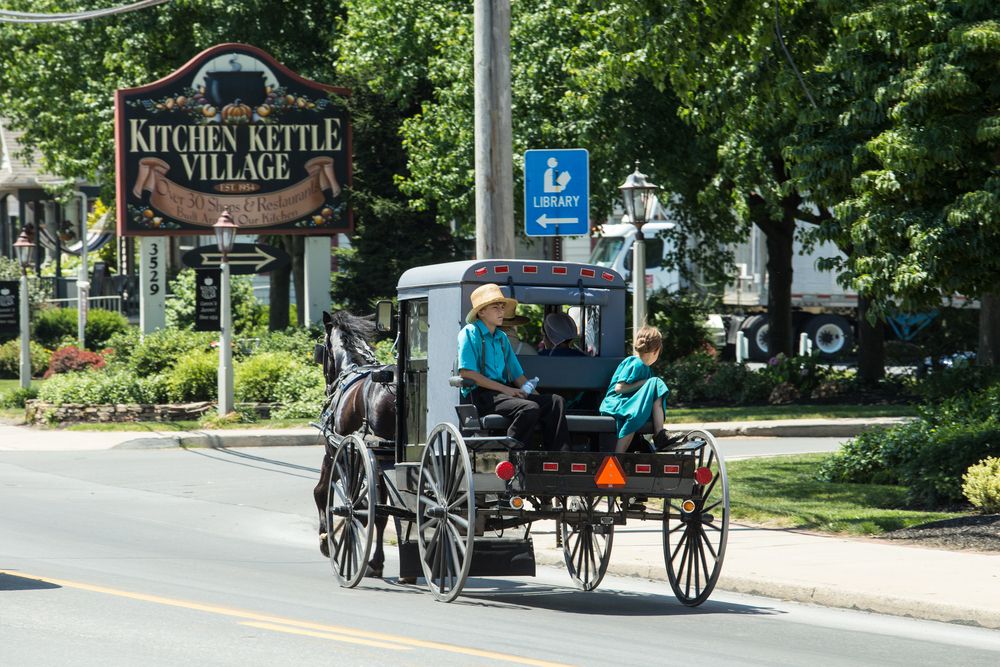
[326,310,378,365]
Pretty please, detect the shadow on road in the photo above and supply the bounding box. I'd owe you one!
[181,446,320,479]
[0,571,62,591]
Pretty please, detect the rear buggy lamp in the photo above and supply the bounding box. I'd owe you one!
[509,496,525,510]
[694,467,714,485]
[681,499,697,513]
[495,461,516,481]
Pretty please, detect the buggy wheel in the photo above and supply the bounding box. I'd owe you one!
[561,496,614,591]
[417,423,475,602]
[663,430,729,606]
[326,434,376,588]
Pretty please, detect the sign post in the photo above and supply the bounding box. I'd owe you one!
[524,149,590,238]
[139,237,167,334]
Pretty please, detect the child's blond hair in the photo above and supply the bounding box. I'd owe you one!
[634,325,663,354]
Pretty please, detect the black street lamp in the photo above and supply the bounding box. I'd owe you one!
[213,209,238,416]
[13,228,36,389]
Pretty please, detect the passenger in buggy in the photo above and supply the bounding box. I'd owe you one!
[457,283,570,452]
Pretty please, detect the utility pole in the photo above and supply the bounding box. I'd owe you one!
[474,0,514,259]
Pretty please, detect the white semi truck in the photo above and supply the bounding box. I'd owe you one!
[589,220,858,360]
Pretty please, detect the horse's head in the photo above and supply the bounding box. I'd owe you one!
[321,310,378,385]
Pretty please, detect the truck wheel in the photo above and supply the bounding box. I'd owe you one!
[805,314,853,359]
[741,315,769,361]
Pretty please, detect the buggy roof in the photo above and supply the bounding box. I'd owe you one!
[397,259,625,292]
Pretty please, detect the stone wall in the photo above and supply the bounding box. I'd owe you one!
[24,401,273,425]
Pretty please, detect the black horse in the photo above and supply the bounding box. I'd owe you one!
[313,310,396,576]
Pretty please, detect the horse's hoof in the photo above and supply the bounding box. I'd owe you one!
[398,576,417,585]
[365,565,384,578]
[319,532,329,558]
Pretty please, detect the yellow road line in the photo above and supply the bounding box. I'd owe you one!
[240,621,409,650]
[1,570,572,667]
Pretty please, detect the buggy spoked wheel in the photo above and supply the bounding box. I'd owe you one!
[326,434,376,588]
[561,495,614,591]
[663,430,729,606]
[417,423,475,602]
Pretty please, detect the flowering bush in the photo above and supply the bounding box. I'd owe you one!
[963,457,1000,514]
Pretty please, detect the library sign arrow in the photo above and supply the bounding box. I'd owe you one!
[182,242,290,275]
[116,43,352,237]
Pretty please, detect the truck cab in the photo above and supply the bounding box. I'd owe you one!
[589,221,680,293]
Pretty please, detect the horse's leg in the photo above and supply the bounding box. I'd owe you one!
[314,449,333,557]
[367,476,388,578]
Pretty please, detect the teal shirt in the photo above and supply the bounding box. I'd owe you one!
[457,320,524,396]
[599,356,669,438]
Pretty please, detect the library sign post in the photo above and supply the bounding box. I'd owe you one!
[116,43,351,413]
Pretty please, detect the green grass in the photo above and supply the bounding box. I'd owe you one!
[726,453,964,536]
[667,403,919,423]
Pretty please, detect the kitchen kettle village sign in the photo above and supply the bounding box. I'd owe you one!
[116,43,351,237]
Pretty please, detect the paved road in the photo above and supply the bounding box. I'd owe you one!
[2,443,998,666]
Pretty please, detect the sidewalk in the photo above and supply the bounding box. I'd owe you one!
[0,416,909,451]
[530,520,1000,630]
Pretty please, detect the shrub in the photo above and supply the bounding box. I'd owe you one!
[166,351,218,402]
[234,352,291,403]
[963,457,1000,514]
[0,339,51,378]
[0,386,38,408]
[38,370,142,405]
[123,328,216,376]
[647,291,713,362]
[45,345,106,377]
[270,363,326,418]
[251,328,322,365]
[33,307,78,349]
[165,268,265,335]
[84,310,131,350]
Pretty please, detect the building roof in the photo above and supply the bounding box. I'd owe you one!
[0,118,47,189]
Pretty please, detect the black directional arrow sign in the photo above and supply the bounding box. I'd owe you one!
[182,242,291,275]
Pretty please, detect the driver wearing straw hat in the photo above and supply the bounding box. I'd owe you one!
[457,283,569,451]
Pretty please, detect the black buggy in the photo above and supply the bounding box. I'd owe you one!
[316,259,729,604]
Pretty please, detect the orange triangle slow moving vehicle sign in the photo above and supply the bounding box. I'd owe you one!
[594,455,627,488]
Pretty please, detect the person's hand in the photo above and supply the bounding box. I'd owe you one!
[503,385,527,399]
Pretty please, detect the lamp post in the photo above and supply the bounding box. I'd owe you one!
[213,209,238,416]
[618,162,660,335]
[13,228,36,390]
[76,192,90,349]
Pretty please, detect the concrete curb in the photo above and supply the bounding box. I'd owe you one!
[113,430,323,449]
[531,549,1000,630]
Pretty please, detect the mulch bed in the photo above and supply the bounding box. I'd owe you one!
[879,514,1000,553]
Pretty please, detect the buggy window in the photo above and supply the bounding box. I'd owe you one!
[407,300,429,360]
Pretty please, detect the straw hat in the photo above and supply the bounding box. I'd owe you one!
[466,283,518,324]
[502,314,530,327]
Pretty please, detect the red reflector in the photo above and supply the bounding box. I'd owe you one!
[635,463,651,474]
[571,463,587,473]
[580,268,596,278]
[594,456,627,488]
[523,265,538,274]
[495,461,515,481]
[694,467,714,485]
[663,464,680,475]
[495,265,509,274]
[552,266,568,275]
[542,462,559,472]
[602,272,615,281]
[474,267,488,276]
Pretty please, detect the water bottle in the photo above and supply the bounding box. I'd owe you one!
[522,376,540,394]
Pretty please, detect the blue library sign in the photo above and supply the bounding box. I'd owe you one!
[524,148,589,237]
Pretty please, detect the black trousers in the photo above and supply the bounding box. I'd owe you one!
[472,389,569,451]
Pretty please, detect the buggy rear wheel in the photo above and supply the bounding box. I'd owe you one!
[417,423,475,602]
[561,496,614,591]
[663,430,729,606]
[326,434,376,588]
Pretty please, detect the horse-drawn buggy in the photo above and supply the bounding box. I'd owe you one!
[313,259,729,604]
